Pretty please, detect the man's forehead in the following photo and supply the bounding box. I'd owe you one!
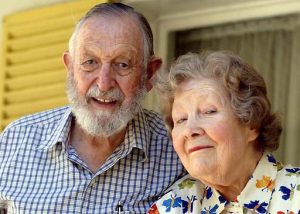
[76,15,142,47]
[77,42,140,60]
[80,15,140,35]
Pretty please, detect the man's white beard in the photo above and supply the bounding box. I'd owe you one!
[66,72,147,137]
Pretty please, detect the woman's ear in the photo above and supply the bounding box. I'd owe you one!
[145,56,162,91]
[248,128,259,143]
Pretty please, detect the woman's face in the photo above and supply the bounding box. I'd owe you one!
[171,78,258,184]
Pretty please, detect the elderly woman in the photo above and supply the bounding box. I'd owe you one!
[148,51,300,213]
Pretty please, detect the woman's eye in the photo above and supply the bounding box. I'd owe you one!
[204,109,217,114]
[175,118,187,125]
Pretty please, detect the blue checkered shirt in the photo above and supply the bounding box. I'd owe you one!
[0,106,185,213]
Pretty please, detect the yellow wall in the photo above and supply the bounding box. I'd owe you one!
[0,0,107,129]
[0,0,69,66]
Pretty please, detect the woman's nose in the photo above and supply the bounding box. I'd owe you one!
[185,119,205,138]
[96,63,116,91]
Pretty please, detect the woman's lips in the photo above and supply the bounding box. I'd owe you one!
[188,145,213,154]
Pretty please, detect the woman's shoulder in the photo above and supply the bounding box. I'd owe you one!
[275,163,300,186]
[269,162,300,211]
[165,174,205,194]
[148,175,205,214]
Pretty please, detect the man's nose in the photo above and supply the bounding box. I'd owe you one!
[185,119,205,139]
[96,63,116,91]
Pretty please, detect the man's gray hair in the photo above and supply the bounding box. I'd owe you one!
[68,2,154,68]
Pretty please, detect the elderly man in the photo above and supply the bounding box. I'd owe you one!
[0,3,185,213]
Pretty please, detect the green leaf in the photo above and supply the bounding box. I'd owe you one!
[178,179,195,189]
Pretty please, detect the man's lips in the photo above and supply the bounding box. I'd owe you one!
[188,145,213,154]
[90,97,118,106]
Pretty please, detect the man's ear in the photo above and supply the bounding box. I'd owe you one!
[62,51,74,73]
[145,56,162,91]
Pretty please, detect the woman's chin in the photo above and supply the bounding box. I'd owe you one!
[187,163,216,181]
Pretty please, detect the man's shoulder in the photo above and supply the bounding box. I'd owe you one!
[141,109,168,137]
[3,106,70,131]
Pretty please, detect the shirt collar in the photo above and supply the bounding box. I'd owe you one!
[122,108,150,161]
[201,153,279,213]
[201,186,228,213]
[37,107,72,150]
[37,107,150,160]
[238,153,278,213]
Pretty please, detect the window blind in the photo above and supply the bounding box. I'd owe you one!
[0,0,107,130]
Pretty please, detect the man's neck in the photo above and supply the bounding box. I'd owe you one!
[70,122,127,173]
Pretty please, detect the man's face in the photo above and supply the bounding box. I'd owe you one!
[64,15,148,137]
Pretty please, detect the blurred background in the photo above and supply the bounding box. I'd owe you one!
[0,0,299,165]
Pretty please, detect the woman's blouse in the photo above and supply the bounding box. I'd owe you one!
[148,153,300,214]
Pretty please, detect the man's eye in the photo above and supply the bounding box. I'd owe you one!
[82,59,96,65]
[115,62,129,69]
[113,61,134,76]
[80,59,98,71]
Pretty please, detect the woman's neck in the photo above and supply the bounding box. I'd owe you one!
[202,149,263,201]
